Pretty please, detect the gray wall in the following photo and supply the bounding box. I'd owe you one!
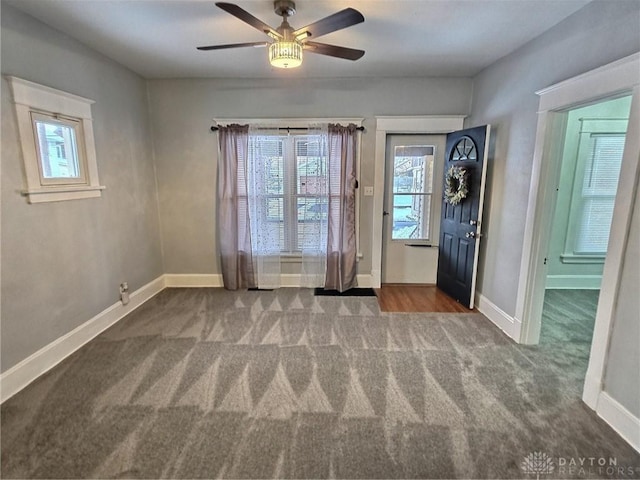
[1,5,163,372]
[604,185,640,418]
[466,0,640,315]
[147,77,472,275]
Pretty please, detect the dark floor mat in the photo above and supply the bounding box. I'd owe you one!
[314,287,377,297]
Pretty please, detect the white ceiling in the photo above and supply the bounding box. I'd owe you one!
[6,0,592,79]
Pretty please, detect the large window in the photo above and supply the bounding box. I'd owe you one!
[249,133,330,254]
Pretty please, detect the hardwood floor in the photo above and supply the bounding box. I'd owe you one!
[375,284,473,313]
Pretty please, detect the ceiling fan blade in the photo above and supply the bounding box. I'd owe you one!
[293,8,364,40]
[197,41,269,51]
[215,2,282,39]
[304,41,364,61]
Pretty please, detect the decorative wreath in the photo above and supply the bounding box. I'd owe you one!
[444,166,469,205]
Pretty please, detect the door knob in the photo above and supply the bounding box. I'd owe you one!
[465,232,483,238]
[383,211,389,216]
[469,220,478,225]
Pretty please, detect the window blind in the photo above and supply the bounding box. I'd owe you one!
[575,134,625,253]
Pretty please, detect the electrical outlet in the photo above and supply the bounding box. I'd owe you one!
[364,186,374,196]
[120,282,130,305]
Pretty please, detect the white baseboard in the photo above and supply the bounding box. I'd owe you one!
[163,273,373,288]
[582,370,602,409]
[0,276,165,404]
[545,275,602,290]
[371,269,381,288]
[596,391,640,453]
[164,273,223,287]
[475,293,522,341]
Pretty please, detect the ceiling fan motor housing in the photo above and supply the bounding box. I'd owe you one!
[274,0,296,18]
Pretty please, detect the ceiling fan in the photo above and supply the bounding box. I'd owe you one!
[197,1,365,69]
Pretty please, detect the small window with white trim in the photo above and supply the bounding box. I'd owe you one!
[8,76,104,203]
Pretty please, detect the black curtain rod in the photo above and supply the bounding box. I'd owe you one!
[210,125,364,132]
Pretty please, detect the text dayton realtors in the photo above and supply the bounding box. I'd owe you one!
[556,457,638,477]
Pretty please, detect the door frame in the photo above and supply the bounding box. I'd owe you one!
[514,52,640,410]
[372,116,465,287]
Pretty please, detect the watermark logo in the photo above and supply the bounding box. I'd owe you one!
[521,453,640,478]
[521,451,555,479]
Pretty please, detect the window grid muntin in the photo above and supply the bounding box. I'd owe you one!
[450,136,477,162]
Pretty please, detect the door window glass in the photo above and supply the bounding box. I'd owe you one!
[391,145,434,240]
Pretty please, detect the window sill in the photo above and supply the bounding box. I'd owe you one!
[560,253,605,264]
[280,252,364,263]
[22,185,106,204]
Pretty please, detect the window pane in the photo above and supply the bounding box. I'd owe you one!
[35,120,80,179]
[392,194,431,240]
[576,197,615,253]
[575,134,624,254]
[296,136,326,195]
[266,197,283,221]
[393,146,434,194]
[583,135,624,196]
[252,138,284,195]
[264,197,285,250]
[297,197,328,222]
[265,155,284,195]
[296,197,327,250]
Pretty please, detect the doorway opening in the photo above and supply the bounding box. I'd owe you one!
[381,134,446,284]
[539,95,632,379]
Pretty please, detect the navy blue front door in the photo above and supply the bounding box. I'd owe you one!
[436,125,490,308]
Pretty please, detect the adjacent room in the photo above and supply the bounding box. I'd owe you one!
[2,0,639,478]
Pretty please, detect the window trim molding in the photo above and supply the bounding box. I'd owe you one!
[560,253,606,264]
[7,76,105,203]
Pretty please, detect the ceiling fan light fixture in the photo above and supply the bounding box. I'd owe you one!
[269,41,303,68]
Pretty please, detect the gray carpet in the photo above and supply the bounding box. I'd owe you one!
[538,289,599,392]
[2,288,639,479]
[540,289,599,345]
